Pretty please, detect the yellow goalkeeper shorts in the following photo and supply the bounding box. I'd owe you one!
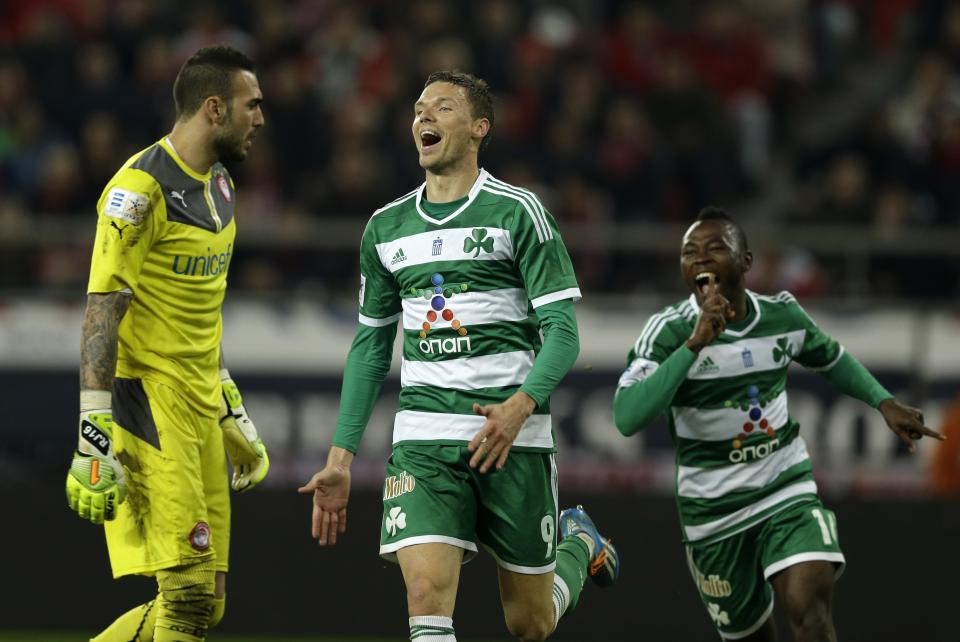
[104,377,230,578]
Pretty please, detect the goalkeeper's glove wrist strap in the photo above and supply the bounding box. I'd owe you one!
[80,389,112,412]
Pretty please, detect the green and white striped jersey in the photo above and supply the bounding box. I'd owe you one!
[358,169,580,452]
[618,290,844,544]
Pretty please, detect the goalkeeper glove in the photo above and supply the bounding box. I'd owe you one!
[220,370,270,492]
[66,390,127,524]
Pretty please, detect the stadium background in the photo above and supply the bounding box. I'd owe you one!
[1,1,959,640]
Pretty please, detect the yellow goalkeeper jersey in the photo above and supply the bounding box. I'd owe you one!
[88,137,237,416]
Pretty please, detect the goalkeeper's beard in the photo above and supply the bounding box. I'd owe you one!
[214,128,248,163]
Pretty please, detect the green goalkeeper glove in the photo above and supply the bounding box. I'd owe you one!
[220,370,270,492]
[66,390,127,524]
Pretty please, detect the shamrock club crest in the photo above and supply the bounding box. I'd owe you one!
[463,228,494,257]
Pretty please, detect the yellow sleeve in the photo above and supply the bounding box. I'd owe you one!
[87,168,163,294]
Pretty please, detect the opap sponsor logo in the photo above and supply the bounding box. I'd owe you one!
[415,273,472,355]
[728,384,779,463]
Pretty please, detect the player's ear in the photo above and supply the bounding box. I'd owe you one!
[741,249,753,274]
[473,118,490,143]
[204,96,228,125]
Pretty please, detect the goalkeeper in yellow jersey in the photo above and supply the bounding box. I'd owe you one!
[66,45,269,642]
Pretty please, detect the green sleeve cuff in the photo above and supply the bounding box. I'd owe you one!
[819,351,893,408]
[614,345,697,436]
[518,300,579,406]
[330,323,397,453]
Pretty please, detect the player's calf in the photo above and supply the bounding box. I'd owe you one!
[504,609,553,641]
[154,560,217,641]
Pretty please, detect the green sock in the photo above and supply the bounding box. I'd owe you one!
[553,535,590,624]
[91,600,156,642]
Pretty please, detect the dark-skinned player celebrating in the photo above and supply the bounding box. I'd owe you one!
[613,207,943,642]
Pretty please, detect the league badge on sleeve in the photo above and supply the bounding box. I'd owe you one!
[103,188,149,225]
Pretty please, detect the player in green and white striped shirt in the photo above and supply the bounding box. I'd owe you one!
[614,207,942,641]
[300,71,618,642]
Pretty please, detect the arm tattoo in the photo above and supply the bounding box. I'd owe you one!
[80,292,132,391]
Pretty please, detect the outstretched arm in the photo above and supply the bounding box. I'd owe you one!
[820,352,944,452]
[298,322,396,544]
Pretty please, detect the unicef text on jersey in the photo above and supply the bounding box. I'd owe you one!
[172,243,233,277]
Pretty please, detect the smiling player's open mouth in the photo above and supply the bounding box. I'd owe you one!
[420,131,441,151]
[695,272,716,294]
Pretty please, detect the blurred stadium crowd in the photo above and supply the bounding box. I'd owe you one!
[1,0,959,298]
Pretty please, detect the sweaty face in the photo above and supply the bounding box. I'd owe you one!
[214,70,264,163]
[680,220,749,304]
[412,82,484,172]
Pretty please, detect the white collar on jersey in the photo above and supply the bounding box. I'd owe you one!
[687,289,762,338]
[415,168,490,225]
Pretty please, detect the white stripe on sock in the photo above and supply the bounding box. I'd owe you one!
[409,615,457,641]
[552,574,571,630]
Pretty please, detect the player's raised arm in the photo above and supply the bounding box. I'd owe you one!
[615,252,739,436]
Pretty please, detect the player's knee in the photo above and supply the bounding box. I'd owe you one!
[405,575,450,615]
[156,560,217,637]
[504,609,554,642]
[782,584,833,638]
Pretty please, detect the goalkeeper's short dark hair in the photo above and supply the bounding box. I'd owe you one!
[695,206,749,253]
[424,70,495,152]
[174,45,256,120]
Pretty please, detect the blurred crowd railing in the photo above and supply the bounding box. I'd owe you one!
[5,215,959,301]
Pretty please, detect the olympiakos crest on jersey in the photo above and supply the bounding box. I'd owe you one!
[188,521,211,551]
[216,175,232,202]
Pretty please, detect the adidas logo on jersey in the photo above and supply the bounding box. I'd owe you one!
[696,356,719,374]
[391,248,408,265]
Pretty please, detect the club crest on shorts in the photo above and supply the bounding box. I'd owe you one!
[188,521,211,551]
[385,506,407,536]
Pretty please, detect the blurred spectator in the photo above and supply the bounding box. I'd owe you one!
[0,0,954,299]
[804,152,872,224]
[605,2,671,94]
[746,248,825,298]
